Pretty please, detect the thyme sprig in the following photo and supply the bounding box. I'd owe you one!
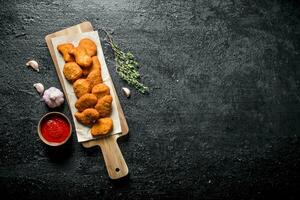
[101,29,149,94]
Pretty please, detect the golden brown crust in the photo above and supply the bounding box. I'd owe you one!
[79,38,97,57]
[92,83,110,99]
[91,56,101,71]
[95,95,113,118]
[70,46,92,68]
[87,70,102,89]
[86,56,102,88]
[60,39,114,130]
[73,79,91,98]
[75,108,99,126]
[57,43,75,62]
[82,56,102,76]
[63,62,82,82]
[75,93,98,112]
[91,118,113,136]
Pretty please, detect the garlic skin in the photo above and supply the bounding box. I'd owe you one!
[26,60,39,72]
[122,87,131,98]
[42,87,64,108]
[33,83,44,95]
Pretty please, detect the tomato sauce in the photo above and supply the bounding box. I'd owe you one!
[41,114,70,143]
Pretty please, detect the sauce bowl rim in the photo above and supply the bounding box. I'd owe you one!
[37,112,72,146]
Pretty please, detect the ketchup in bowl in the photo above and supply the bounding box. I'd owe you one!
[38,112,71,146]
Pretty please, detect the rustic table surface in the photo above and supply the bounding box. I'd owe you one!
[0,0,299,199]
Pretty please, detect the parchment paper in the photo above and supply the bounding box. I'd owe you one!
[51,31,121,142]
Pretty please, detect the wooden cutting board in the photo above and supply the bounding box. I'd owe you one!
[45,21,129,179]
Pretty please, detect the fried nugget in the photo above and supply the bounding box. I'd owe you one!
[73,79,91,98]
[87,70,102,89]
[92,83,110,99]
[63,62,82,82]
[91,56,101,71]
[70,46,92,68]
[75,93,98,112]
[79,38,97,57]
[57,43,75,62]
[75,108,99,126]
[85,56,102,88]
[91,118,113,136]
[95,95,113,117]
[82,56,102,77]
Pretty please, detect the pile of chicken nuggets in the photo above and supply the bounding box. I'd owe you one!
[58,38,113,136]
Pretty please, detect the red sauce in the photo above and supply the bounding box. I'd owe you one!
[41,114,70,143]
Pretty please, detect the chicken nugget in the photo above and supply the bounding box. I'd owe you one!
[75,93,98,112]
[73,79,91,98]
[91,118,113,136]
[86,56,103,88]
[82,56,102,77]
[63,62,82,82]
[90,56,101,74]
[79,38,97,56]
[95,95,113,117]
[70,46,92,68]
[57,43,75,62]
[91,56,101,71]
[75,108,99,126]
[92,83,110,99]
[87,70,102,89]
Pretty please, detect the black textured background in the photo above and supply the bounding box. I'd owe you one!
[0,0,300,199]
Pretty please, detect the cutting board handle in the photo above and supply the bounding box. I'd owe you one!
[97,135,128,179]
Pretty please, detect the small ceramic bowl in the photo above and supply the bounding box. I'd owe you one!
[37,112,72,146]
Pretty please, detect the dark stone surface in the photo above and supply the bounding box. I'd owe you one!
[0,0,300,199]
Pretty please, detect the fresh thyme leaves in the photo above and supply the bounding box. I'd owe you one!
[100,29,149,94]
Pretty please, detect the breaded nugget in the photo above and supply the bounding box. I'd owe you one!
[82,56,102,77]
[92,83,110,99]
[75,108,99,126]
[86,56,103,88]
[75,93,98,112]
[70,46,92,68]
[87,70,102,89]
[79,38,97,57]
[95,95,113,117]
[91,118,113,136]
[73,79,91,98]
[91,56,101,71]
[57,43,75,62]
[63,62,82,82]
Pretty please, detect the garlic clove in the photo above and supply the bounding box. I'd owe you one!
[26,60,39,72]
[49,92,56,101]
[55,97,65,105]
[122,87,131,98]
[33,83,44,95]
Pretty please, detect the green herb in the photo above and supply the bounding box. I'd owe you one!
[101,29,149,94]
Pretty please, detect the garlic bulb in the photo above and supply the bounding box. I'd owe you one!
[122,87,131,98]
[42,87,64,108]
[33,83,44,95]
[26,60,39,72]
